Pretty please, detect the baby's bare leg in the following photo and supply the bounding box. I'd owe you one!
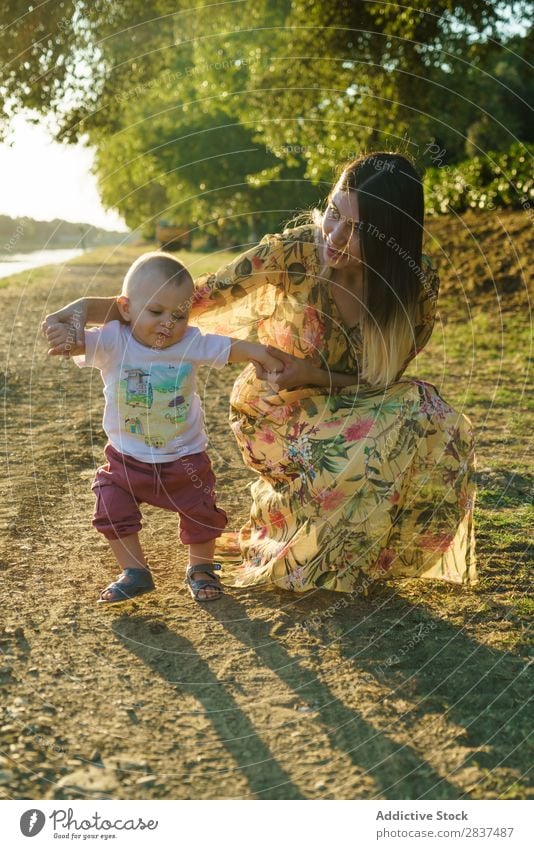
[99,533,151,602]
[108,533,148,570]
[189,539,216,567]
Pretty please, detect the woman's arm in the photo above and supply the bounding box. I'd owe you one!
[42,235,282,354]
[304,364,360,389]
[85,297,122,325]
[41,297,122,355]
[259,347,360,391]
[190,231,290,323]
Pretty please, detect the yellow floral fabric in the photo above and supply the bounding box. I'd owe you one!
[191,225,477,593]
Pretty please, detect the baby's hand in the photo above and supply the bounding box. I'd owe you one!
[252,345,285,390]
[260,350,285,374]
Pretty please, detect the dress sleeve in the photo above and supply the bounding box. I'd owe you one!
[189,232,288,340]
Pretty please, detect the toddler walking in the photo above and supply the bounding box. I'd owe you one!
[47,252,282,603]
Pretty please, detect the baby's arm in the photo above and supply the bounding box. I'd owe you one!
[228,340,284,376]
[45,322,85,357]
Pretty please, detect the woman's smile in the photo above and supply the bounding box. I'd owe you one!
[325,241,348,263]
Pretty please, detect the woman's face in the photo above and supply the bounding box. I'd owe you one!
[321,184,363,271]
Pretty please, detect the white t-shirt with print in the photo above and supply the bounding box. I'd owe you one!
[73,321,231,463]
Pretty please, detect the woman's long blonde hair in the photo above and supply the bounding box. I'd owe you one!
[313,152,425,386]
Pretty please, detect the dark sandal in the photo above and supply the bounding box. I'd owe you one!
[185,563,223,602]
[98,567,155,604]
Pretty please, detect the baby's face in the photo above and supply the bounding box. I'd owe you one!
[119,275,192,348]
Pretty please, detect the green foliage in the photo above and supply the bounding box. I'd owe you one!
[93,69,319,238]
[0,1,532,233]
[424,142,534,213]
[464,30,534,157]
[0,213,124,250]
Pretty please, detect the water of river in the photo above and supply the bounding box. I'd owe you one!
[0,248,85,280]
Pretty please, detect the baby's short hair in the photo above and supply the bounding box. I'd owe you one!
[122,251,193,297]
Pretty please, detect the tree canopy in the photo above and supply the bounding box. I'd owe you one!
[1,1,531,235]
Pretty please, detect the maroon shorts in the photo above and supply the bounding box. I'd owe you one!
[91,443,227,544]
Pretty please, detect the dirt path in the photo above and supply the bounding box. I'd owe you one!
[1,233,532,800]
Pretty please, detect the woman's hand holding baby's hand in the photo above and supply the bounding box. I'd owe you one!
[254,346,316,392]
[43,321,83,357]
[41,300,87,355]
[251,347,284,389]
[258,349,285,374]
[43,322,72,356]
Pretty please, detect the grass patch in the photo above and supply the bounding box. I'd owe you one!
[512,597,534,617]
[477,489,532,509]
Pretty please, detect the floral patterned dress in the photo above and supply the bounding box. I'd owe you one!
[192,225,476,593]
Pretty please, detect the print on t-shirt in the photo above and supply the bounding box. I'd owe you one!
[120,362,193,449]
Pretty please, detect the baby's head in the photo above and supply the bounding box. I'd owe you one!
[118,252,194,348]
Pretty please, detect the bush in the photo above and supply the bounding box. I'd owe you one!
[424,143,533,214]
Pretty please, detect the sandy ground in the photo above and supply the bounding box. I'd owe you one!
[0,221,532,800]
